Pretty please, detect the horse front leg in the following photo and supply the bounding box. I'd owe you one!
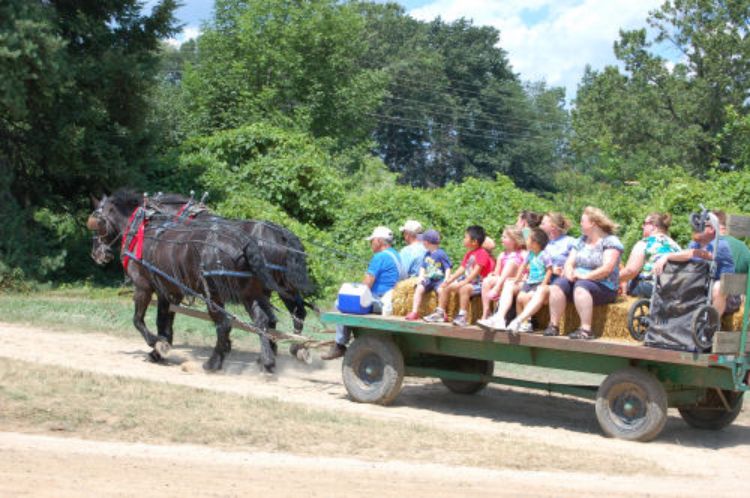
[204,302,232,372]
[133,287,159,350]
[153,296,176,359]
[250,299,276,373]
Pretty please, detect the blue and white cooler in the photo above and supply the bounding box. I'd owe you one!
[336,283,374,314]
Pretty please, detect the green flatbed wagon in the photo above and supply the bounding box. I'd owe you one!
[321,311,749,442]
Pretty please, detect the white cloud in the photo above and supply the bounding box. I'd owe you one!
[165,26,202,48]
[409,0,664,102]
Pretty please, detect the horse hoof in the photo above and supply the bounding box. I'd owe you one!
[203,355,223,372]
[154,339,171,358]
[148,349,163,363]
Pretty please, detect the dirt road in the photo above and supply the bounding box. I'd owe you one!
[1,322,748,496]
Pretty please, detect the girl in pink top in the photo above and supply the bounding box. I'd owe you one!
[480,226,526,320]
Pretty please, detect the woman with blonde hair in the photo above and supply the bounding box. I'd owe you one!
[619,212,680,297]
[544,207,624,340]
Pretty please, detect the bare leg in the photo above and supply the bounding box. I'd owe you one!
[481,275,499,318]
[493,279,518,321]
[411,284,426,314]
[516,290,532,315]
[515,286,550,323]
[458,283,473,313]
[712,282,727,316]
[573,286,594,330]
[439,281,461,310]
[549,285,567,327]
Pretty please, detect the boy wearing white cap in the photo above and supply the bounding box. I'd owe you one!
[323,226,405,360]
[399,219,427,277]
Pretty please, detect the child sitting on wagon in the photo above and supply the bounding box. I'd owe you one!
[405,229,452,321]
[479,226,525,321]
[423,225,494,327]
[478,228,551,334]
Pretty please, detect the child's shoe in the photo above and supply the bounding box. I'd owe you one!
[507,318,521,336]
[452,313,468,327]
[492,316,507,330]
[518,320,533,333]
[404,311,419,321]
[423,309,446,323]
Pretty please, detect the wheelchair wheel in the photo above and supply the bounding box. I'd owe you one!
[626,298,651,342]
[691,305,719,352]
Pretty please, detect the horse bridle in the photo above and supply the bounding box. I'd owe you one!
[90,202,123,257]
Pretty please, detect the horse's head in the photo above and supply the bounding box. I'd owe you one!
[88,192,138,265]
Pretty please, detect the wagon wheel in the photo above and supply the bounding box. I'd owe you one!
[626,298,651,342]
[678,390,744,430]
[440,358,495,395]
[595,367,668,442]
[691,305,719,352]
[342,335,404,405]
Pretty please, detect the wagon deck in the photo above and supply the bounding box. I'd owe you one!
[321,311,749,442]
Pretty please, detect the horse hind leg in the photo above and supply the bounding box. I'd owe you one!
[204,303,232,372]
[132,287,162,361]
[152,297,176,360]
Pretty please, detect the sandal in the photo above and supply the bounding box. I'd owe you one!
[543,324,560,337]
[569,328,594,340]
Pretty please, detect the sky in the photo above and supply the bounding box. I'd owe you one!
[152,0,665,102]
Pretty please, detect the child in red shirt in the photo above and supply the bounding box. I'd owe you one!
[423,225,494,327]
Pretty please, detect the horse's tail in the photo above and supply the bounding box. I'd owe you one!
[284,237,316,296]
[241,238,291,299]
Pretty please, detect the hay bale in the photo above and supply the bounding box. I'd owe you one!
[722,309,744,331]
[531,296,639,342]
[391,277,483,323]
[391,277,437,317]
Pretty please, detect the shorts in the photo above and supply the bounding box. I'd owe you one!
[521,282,541,293]
[419,278,442,292]
[457,276,482,296]
[627,277,654,298]
[553,277,617,305]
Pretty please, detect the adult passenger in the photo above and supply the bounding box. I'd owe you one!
[653,213,736,316]
[619,212,680,297]
[399,219,427,278]
[546,207,624,340]
[322,226,405,360]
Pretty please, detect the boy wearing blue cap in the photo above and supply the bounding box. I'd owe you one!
[405,229,452,321]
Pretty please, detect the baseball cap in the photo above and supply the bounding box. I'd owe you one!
[418,229,440,244]
[399,219,424,234]
[365,226,393,242]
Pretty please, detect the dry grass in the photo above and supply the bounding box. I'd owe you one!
[0,357,662,475]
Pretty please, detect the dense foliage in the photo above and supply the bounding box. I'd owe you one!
[1,0,749,300]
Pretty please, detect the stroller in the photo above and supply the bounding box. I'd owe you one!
[627,206,721,352]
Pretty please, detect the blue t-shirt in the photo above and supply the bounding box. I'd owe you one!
[422,248,452,282]
[688,239,734,280]
[543,234,576,269]
[526,250,551,285]
[400,242,427,278]
[367,247,402,296]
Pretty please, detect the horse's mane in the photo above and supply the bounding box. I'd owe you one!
[109,189,142,216]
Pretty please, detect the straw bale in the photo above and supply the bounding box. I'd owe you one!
[722,308,744,331]
[391,277,482,323]
[530,296,639,342]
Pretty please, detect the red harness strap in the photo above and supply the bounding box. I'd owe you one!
[121,208,147,271]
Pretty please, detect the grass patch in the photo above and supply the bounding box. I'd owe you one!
[0,357,662,474]
[0,286,332,347]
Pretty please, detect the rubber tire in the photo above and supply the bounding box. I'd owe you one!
[691,304,719,352]
[440,359,494,395]
[342,335,404,406]
[678,390,744,430]
[595,367,668,442]
[626,298,651,342]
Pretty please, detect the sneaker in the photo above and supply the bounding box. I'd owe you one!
[491,316,507,331]
[404,312,419,321]
[518,321,533,333]
[507,318,521,336]
[476,318,493,329]
[543,324,560,337]
[423,309,446,323]
[452,314,468,327]
[321,343,346,360]
[569,328,595,340]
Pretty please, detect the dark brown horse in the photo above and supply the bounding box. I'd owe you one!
[88,191,288,372]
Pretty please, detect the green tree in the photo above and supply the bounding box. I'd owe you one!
[0,0,178,279]
[572,0,750,181]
